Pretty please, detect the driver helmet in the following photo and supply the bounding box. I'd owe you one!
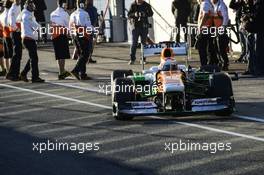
[160,48,174,63]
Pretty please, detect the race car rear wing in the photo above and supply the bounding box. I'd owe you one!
[141,41,189,70]
[143,42,188,57]
[140,41,239,80]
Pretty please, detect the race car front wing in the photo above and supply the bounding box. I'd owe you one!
[114,98,234,117]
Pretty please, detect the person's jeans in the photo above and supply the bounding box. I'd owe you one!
[247,33,257,74]
[130,27,148,61]
[197,34,210,66]
[217,33,229,66]
[175,21,187,43]
[239,30,248,60]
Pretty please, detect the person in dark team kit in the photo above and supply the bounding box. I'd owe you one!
[6,0,22,81]
[33,0,47,42]
[171,0,191,42]
[85,0,98,64]
[127,0,153,65]
[19,0,45,83]
[50,0,71,80]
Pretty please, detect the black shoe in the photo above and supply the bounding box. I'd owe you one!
[19,74,29,82]
[80,74,92,80]
[70,71,80,80]
[0,69,6,76]
[88,58,97,64]
[32,77,45,83]
[58,71,71,80]
[6,74,19,81]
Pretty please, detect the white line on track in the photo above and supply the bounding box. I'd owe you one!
[1,83,264,143]
[18,112,109,131]
[47,82,104,94]
[159,145,264,174]
[232,114,264,123]
[0,84,111,110]
[149,116,264,142]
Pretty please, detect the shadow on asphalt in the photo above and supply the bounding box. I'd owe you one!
[0,126,156,175]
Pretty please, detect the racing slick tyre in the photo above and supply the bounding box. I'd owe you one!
[111,70,133,84]
[209,72,235,116]
[112,78,135,120]
[200,65,221,73]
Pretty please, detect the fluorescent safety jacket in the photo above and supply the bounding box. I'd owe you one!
[198,0,229,29]
[8,3,22,32]
[211,0,229,27]
[50,7,70,39]
[198,0,214,29]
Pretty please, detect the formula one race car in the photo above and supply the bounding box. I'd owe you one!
[111,42,236,120]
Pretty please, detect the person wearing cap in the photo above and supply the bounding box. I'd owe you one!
[19,0,44,83]
[6,0,22,81]
[69,0,93,80]
[50,0,71,80]
[0,0,13,78]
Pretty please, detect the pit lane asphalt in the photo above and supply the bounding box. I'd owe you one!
[0,44,263,175]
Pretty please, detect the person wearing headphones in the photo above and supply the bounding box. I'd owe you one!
[69,0,93,80]
[19,0,44,83]
[50,0,71,80]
